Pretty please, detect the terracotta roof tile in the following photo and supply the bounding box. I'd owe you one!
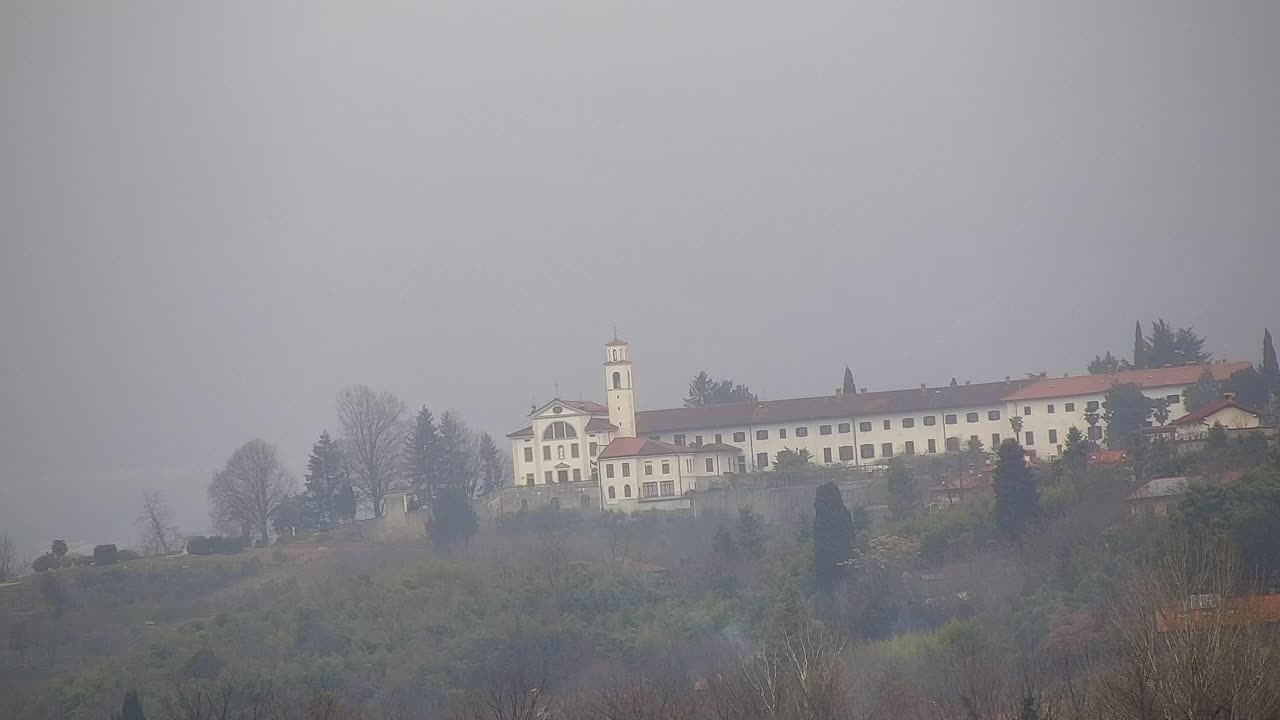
[633,379,1031,435]
[1170,398,1265,426]
[1004,362,1250,401]
[598,437,688,459]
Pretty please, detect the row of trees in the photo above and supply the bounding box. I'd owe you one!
[1088,319,1212,374]
[207,385,508,543]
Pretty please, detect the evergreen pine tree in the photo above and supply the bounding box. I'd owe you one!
[111,690,145,720]
[712,523,737,563]
[1263,329,1279,389]
[334,480,357,525]
[475,432,505,496]
[1223,367,1269,410]
[437,410,474,497]
[842,366,856,395]
[886,461,919,520]
[404,406,441,502]
[813,483,853,589]
[302,430,347,529]
[428,486,478,550]
[735,506,766,561]
[1182,369,1222,413]
[994,439,1038,540]
[1132,320,1147,369]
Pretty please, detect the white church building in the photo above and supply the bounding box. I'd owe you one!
[507,338,1251,512]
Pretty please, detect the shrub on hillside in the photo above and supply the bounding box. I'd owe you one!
[93,544,119,566]
[31,553,58,572]
[212,536,244,555]
[186,536,211,555]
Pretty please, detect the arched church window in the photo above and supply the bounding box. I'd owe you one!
[550,497,560,510]
[608,486,616,499]
[612,350,617,361]
[612,371,622,389]
[542,421,577,440]
[623,484,632,498]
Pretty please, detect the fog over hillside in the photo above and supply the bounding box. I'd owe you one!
[2,1,1279,556]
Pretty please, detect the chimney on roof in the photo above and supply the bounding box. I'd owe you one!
[1223,392,1237,402]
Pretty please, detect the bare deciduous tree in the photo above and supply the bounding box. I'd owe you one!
[1096,533,1280,720]
[208,439,291,543]
[337,385,407,517]
[711,613,851,720]
[162,674,286,720]
[136,491,181,555]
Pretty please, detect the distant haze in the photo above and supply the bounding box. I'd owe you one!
[2,1,1278,557]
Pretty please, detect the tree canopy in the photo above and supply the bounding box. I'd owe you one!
[813,483,853,589]
[685,371,757,407]
[993,439,1038,540]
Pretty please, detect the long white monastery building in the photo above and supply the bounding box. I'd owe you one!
[507,339,1249,511]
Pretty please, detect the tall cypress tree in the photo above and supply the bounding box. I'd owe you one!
[842,366,856,395]
[994,439,1038,541]
[1263,329,1279,389]
[303,430,346,529]
[1132,320,1147,369]
[813,483,853,589]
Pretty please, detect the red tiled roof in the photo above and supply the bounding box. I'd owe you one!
[1004,362,1251,401]
[633,379,1031,435]
[598,437,689,459]
[1088,449,1128,464]
[1170,398,1264,426]
[1157,595,1280,632]
[561,399,608,414]
[585,417,618,433]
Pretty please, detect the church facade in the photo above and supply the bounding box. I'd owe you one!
[507,339,1251,511]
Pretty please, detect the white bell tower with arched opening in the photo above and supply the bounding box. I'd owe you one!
[604,338,637,437]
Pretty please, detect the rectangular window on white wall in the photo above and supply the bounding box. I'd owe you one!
[606,464,615,479]
[756,452,768,469]
[820,425,833,435]
[839,446,854,461]
[796,427,809,437]
[661,461,670,474]
[1049,429,1058,444]
[571,444,580,459]
[544,471,552,483]
[823,447,833,463]
[543,446,551,461]
[622,463,631,477]
[644,462,653,476]
[904,441,914,455]
[902,418,915,428]
[734,432,746,442]
[859,444,874,459]
[660,480,675,497]
[524,447,533,462]
[756,430,769,440]
[883,420,892,430]
[779,428,787,439]
[705,458,714,472]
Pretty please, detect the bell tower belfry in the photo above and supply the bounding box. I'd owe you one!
[604,338,637,437]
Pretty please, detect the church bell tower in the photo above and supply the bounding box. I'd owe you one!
[604,338,637,437]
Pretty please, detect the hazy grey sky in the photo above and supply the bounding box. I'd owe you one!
[2,1,1278,555]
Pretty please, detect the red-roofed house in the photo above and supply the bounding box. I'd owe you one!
[1169,396,1268,441]
[1001,361,1251,456]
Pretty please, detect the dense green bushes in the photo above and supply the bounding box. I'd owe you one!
[186,536,244,556]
